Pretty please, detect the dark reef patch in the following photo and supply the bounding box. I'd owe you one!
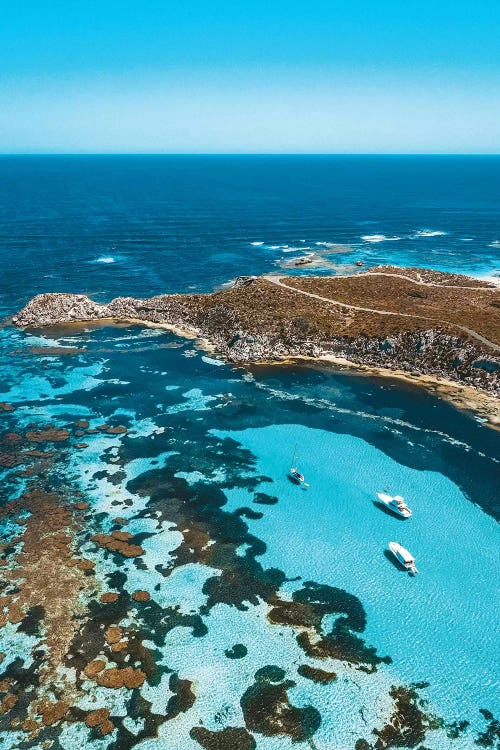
[297,664,337,683]
[253,492,279,505]
[126,466,288,613]
[255,665,286,682]
[224,644,248,659]
[240,665,321,742]
[476,708,500,747]
[17,605,45,637]
[190,725,257,749]
[269,581,390,668]
[371,684,442,749]
[166,674,196,718]
[235,506,264,520]
[446,718,470,739]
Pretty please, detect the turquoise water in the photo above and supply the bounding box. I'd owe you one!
[0,157,499,749]
[217,425,499,725]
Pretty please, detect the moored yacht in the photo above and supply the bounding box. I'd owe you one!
[389,541,418,574]
[289,466,306,484]
[377,492,412,518]
[289,447,307,486]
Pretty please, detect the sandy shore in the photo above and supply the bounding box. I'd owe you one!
[134,318,500,429]
[9,316,499,429]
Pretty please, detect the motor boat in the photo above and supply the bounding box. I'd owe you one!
[388,541,418,574]
[377,492,412,518]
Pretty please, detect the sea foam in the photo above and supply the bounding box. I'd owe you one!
[361,234,401,243]
[411,229,447,238]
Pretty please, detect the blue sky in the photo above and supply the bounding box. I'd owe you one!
[1,1,499,153]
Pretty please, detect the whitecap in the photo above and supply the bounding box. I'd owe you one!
[411,229,447,238]
[361,234,401,243]
[488,240,500,248]
[93,256,116,263]
[250,241,265,246]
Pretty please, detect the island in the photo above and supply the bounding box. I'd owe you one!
[12,266,500,420]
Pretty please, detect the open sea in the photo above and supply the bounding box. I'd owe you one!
[0,156,499,750]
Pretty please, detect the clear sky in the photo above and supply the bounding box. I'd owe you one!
[1,0,499,153]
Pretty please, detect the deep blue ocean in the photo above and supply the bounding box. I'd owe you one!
[0,157,499,750]
[0,156,499,316]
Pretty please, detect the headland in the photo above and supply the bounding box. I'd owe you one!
[12,266,500,423]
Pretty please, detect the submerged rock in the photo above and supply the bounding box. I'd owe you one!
[83,659,106,678]
[91,533,144,557]
[132,590,151,602]
[100,592,119,603]
[106,425,127,434]
[0,694,18,714]
[105,626,123,644]
[85,708,110,727]
[95,666,146,689]
[73,420,89,429]
[25,428,70,443]
[38,700,69,726]
[99,718,115,735]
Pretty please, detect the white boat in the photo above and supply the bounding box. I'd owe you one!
[289,466,305,484]
[377,492,412,518]
[389,541,418,574]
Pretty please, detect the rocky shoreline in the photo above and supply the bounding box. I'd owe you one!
[11,267,500,405]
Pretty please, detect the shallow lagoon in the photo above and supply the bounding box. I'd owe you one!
[216,424,500,731]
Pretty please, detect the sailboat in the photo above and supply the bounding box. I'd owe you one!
[289,448,307,486]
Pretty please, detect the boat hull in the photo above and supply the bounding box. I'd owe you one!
[388,542,418,573]
[377,493,412,518]
[289,467,305,484]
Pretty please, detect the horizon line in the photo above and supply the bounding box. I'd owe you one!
[0,152,499,157]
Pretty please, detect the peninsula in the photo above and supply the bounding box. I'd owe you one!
[12,266,500,414]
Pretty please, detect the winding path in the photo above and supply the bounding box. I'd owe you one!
[264,275,500,353]
[358,270,499,291]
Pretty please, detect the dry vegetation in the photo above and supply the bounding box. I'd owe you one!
[183,273,500,345]
[364,265,497,288]
[274,275,500,343]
